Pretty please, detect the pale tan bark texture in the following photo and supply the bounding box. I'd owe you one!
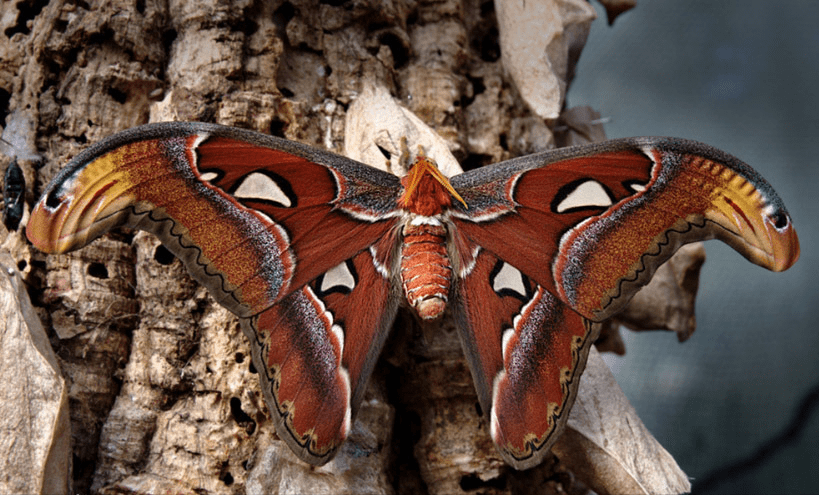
[1,1,692,493]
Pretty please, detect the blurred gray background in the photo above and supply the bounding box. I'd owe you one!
[569,1,818,493]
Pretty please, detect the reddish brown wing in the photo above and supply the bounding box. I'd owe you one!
[452,248,598,469]
[450,137,799,322]
[448,138,798,469]
[242,249,399,464]
[27,122,405,466]
[27,122,402,317]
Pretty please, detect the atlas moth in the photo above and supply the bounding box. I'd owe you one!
[27,122,799,469]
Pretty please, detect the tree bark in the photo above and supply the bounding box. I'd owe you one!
[1,1,691,493]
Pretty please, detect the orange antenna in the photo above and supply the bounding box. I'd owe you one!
[400,155,468,210]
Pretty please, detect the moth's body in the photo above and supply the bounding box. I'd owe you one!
[395,155,464,320]
[26,122,799,470]
[399,218,452,319]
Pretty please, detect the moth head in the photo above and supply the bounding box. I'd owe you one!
[398,155,467,216]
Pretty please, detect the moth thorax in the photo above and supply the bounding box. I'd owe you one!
[400,222,451,320]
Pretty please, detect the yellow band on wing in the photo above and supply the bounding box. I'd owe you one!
[704,167,799,272]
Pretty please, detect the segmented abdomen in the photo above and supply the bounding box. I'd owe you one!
[401,222,451,320]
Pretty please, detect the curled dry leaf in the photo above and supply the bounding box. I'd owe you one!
[597,0,638,25]
[345,83,462,177]
[617,243,706,342]
[555,106,608,147]
[247,395,395,495]
[595,320,628,355]
[0,245,70,495]
[495,0,597,120]
[554,347,691,495]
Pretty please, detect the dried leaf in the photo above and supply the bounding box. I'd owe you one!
[345,83,462,177]
[594,320,627,355]
[495,0,596,120]
[555,105,608,147]
[247,396,395,495]
[618,243,706,342]
[597,0,637,25]
[0,243,71,495]
[554,347,691,495]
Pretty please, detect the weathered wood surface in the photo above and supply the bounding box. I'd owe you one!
[0,1,690,493]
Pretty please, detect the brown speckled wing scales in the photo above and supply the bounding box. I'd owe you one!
[27,122,401,316]
[242,249,399,464]
[452,248,598,469]
[451,138,799,322]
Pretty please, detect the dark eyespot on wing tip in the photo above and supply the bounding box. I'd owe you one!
[45,187,63,209]
[773,209,789,229]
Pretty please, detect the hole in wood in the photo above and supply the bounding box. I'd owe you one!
[87,262,109,279]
